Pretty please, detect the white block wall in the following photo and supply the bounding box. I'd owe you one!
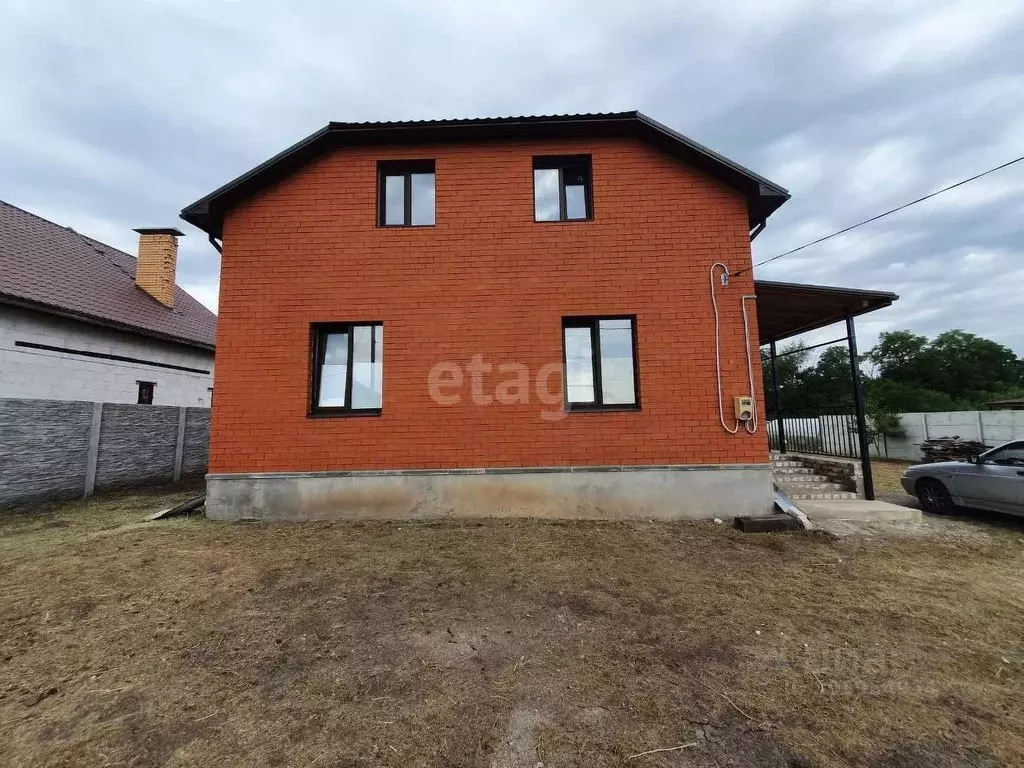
[876,410,1024,460]
[0,305,214,407]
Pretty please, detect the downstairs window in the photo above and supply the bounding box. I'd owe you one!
[562,316,639,410]
[311,323,383,416]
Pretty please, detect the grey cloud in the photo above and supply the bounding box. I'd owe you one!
[1,0,1021,355]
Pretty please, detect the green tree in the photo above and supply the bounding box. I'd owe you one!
[863,329,1022,410]
[803,346,852,408]
[864,379,959,413]
[764,329,1022,415]
[923,330,1021,401]
[762,344,811,411]
[864,330,929,383]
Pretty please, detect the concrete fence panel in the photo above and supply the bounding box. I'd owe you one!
[0,398,95,506]
[0,397,211,509]
[876,410,1024,461]
[182,408,211,477]
[94,404,181,492]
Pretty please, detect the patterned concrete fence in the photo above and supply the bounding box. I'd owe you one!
[0,398,210,508]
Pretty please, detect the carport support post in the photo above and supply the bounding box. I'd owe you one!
[846,315,874,500]
[769,341,786,453]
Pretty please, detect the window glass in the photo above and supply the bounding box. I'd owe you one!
[562,317,638,410]
[534,168,560,221]
[384,175,405,226]
[534,157,591,221]
[598,319,635,404]
[565,182,587,220]
[351,325,383,409]
[313,324,384,414]
[318,331,349,407]
[564,326,595,403]
[563,165,588,220]
[989,445,1024,466]
[410,173,435,225]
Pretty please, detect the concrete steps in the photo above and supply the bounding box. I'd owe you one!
[774,473,831,483]
[772,454,858,500]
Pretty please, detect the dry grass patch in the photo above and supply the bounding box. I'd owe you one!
[1,488,1022,767]
[871,460,915,503]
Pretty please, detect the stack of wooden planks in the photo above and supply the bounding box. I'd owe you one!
[919,436,990,463]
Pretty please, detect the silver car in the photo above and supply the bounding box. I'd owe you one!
[901,440,1024,516]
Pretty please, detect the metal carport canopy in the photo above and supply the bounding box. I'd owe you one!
[754,279,898,345]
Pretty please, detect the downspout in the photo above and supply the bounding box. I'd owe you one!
[749,221,766,241]
[208,234,223,254]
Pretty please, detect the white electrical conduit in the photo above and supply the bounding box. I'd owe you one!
[710,263,758,434]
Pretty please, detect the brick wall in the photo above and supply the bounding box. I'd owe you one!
[0,398,210,508]
[134,232,179,308]
[212,136,767,473]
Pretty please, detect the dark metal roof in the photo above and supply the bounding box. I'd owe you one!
[0,200,217,350]
[180,111,790,238]
[754,279,898,344]
[987,397,1024,408]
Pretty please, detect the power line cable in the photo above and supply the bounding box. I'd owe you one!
[740,154,1024,275]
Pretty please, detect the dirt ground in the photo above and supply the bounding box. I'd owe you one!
[1,487,1022,768]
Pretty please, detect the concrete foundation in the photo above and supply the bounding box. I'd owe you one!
[205,464,775,521]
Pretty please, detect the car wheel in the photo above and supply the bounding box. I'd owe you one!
[917,478,954,515]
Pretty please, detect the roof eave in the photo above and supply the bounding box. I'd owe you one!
[0,293,216,353]
[180,112,789,238]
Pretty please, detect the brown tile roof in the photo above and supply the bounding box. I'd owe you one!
[0,200,216,350]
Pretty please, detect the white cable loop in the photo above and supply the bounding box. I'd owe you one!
[710,263,758,435]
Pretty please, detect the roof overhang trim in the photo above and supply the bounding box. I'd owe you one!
[180,112,789,238]
[754,280,899,345]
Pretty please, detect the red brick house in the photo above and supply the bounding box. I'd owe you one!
[181,112,794,520]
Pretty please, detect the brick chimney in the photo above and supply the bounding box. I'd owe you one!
[133,228,184,308]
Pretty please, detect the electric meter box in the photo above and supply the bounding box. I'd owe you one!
[734,396,753,421]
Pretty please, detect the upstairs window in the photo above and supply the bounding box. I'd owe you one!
[378,160,435,226]
[534,156,592,222]
[562,316,639,410]
[311,323,384,416]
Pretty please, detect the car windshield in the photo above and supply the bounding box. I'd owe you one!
[985,444,1024,467]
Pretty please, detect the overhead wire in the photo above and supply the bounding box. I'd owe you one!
[736,155,1024,275]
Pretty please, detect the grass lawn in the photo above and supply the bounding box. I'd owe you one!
[1,488,1022,768]
[871,460,916,505]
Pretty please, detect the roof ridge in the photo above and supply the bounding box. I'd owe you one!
[325,111,638,128]
[0,198,81,233]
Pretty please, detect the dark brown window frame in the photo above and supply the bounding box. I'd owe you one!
[309,322,384,418]
[137,381,155,405]
[561,315,640,412]
[533,155,594,222]
[377,160,436,227]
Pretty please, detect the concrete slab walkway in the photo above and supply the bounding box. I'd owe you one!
[797,499,922,523]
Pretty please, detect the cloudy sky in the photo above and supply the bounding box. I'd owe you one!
[3,0,1022,355]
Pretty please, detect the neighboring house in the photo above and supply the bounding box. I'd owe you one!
[0,200,216,406]
[181,111,792,520]
[987,398,1024,411]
